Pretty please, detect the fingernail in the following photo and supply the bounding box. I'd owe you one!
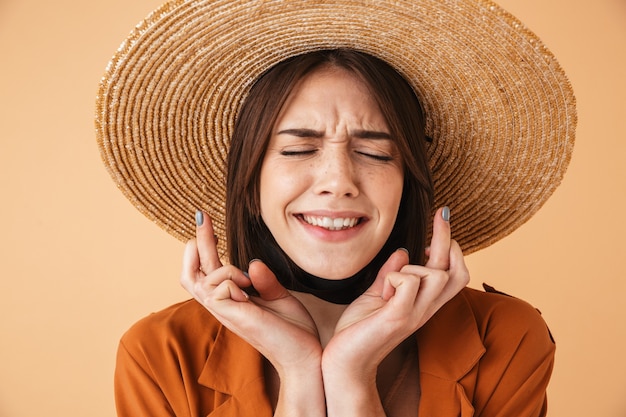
[442,206,450,222]
[398,248,409,255]
[242,271,251,280]
[195,210,204,226]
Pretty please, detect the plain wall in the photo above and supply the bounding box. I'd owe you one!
[1,0,624,415]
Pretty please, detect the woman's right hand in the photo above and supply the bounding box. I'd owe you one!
[180,212,322,378]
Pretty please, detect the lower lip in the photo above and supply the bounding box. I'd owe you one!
[296,216,366,242]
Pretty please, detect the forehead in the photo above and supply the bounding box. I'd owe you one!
[294,65,372,97]
[277,66,386,123]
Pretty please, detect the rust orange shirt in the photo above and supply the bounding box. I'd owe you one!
[115,287,555,416]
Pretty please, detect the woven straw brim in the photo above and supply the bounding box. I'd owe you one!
[95,0,576,258]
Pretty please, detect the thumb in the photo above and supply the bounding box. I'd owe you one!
[247,260,290,301]
[367,248,410,294]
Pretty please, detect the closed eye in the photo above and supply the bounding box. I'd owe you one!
[280,149,317,156]
[355,150,394,162]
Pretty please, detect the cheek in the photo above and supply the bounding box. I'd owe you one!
[371,167,403,203]
[258,164,277,220]
[259,161,308,220]
[386,185,404,221]
[376,170,404,229]
[258,162,274,220]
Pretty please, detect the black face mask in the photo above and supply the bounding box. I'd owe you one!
[289,269,373,304]
[244,266,372,304]
[254,237,397,304]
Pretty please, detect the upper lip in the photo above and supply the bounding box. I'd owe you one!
[296,210,368,229]
[297,209,367,219]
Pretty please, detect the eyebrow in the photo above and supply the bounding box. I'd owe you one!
[276,128,325,138]
[352,129,392,140]
[276,128,392,140]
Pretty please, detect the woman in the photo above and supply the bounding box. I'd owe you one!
[182,49,473,415]
[97,1,575,416]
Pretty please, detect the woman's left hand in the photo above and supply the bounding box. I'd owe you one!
[322,207,470,380]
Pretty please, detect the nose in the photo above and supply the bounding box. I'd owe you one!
[312,149,360,198]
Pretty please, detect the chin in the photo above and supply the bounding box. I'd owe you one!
[288,246,382,279]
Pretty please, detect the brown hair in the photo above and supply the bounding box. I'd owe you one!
[226,49,433,289]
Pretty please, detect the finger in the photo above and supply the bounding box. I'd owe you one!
[195,210,222,273]
[211,278,251,303]
[410,242,468,324]
[183,264,252,303]
[420,240,468,321]
[446,239,470,290]
[415,269,449,304]
[368,248,410,296]
[247,260,290,301]
[425,206,451,270]
[181,239,201,290]
[382,270,421,305]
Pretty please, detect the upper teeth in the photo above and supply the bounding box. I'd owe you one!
[302,215,359,230]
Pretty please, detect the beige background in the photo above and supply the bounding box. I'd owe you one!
[1,0,625,416]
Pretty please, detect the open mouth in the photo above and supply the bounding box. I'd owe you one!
[300,214,363,231]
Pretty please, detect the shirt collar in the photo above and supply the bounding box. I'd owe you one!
[198,324,273,416]
[417,289,486,380]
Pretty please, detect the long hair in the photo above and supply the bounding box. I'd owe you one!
[226,49,433,290]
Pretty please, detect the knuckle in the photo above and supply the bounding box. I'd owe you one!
[430,269,448,280]
[437,272,451,287]
[202,281,227,304]
[460,270,471,286]
[179,270,195,289]
[448,269,470,288]
[429,253,444,265]
[223,264,240,275]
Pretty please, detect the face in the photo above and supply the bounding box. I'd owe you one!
[259,66,404,279]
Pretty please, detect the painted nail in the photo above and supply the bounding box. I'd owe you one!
[195,210,204,226]
[242,271,250,279]
[398,247,409,255]
[442,206,450,222]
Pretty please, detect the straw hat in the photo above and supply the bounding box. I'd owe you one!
[95,0,576,257]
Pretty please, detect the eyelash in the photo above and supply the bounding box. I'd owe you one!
[356,151,394,162]
[280,149,316,157]
[280,149,393,162]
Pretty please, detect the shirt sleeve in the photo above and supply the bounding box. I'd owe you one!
[114,336,176,417]
[112,301,233,417]
[470,292,556,417]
